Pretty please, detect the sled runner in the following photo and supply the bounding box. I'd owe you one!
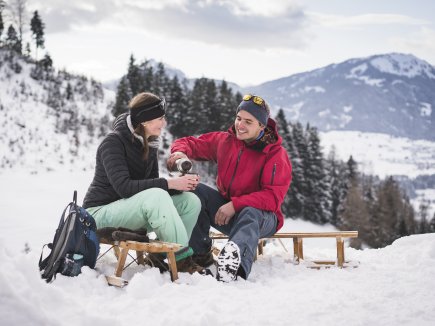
[210,231,359,269]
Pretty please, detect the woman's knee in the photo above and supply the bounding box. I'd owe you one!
[185,192,201,211]
[135,187,171,203]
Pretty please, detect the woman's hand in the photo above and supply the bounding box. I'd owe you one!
[167,174,200,191]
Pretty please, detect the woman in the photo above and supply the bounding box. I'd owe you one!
[83,92,205,274]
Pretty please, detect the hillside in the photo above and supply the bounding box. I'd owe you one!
[0,49,115,173]
[249,53,435,141]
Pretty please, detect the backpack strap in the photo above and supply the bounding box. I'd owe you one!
[73,190,77,205]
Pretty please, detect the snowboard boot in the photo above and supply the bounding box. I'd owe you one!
[176,256,213,276]
[192,250,215,267]
[216,241,241,282]
[145,253,169,273]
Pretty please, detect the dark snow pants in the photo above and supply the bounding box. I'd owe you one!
[189,183,277,279]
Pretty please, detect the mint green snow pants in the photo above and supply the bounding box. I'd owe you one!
[86,188,201,248]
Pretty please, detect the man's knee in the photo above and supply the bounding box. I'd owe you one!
[239,207,262,220]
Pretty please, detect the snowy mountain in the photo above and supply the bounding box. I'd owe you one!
[0,49,115,172]
[249,53,435,141]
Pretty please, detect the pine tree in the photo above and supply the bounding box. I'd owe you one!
[24,41,30,56]
[112,76,131,117]
[141,60,154,92]
[6,25,21,53]
[0,7,4,42]
[166,75,188,137]
[288,121,307,218]
[8,0,27,54]
[417,200,430,233]
[188,78,217,135]
[274,109,293,216]
[339,178,370,248]
[153,62,169,95]
[347,155,358,181]
[303,126,331,224]
[40,53,53,71]
[325,147,348,226]
[202,79,218,133]
[30,10,44,60]
[429,213,435,233]
[126,54,143,96]
[215,81,236,131]
[370,177,415,247]
[65,82,73,100]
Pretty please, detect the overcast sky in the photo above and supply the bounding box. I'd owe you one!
[18,0,435,86]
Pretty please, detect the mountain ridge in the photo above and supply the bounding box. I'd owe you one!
[247,52,435,140]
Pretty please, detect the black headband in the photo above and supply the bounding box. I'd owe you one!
[130,97,166,128]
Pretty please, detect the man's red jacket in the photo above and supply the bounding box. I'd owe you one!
[171,119,292,231]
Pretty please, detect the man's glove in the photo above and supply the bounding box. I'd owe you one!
[167,152,188,171]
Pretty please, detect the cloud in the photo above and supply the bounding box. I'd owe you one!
[32,0,309,50]
[309,12,430,28]
[390,27,435,64]
[30,0,114,33]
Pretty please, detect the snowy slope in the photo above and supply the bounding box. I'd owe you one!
[320,131,435,179]
[0,171,434,326]
[0,49,115,172]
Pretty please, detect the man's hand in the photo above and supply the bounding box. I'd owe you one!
[215,202,236,226]
[167,151,187,171]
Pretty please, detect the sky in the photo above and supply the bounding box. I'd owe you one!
[10,0,435,86]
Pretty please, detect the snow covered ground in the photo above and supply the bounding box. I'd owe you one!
[320,131,435,179]
[1,170,435,326]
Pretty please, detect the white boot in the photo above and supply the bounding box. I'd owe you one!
[217,241,240,282]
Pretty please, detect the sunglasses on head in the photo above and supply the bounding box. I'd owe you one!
[243,94,265,107]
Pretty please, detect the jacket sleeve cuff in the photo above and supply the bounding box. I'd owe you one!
[231,197,244,212]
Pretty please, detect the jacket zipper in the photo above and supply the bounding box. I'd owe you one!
[270,163,277,185]
[228,149,243,197]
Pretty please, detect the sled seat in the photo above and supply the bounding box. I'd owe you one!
[99,238,182,287]
[210,231,359,268]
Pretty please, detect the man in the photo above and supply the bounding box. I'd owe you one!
[167,94,292,282]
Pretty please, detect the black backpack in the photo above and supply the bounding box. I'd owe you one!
[39,191,99,282]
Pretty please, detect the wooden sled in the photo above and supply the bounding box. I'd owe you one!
[98,238,182,287]
[210,231,359,269]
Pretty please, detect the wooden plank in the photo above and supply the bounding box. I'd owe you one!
[297,238,304,260]
[210,231,358,239]
[271,232,358,239]
[106,275,128,287]
[258,240,264,256]
[167,251,178,282]
[115,247,129,277]
[210,231,358,240]
[119,240,182,252]
[336,237,345,267]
